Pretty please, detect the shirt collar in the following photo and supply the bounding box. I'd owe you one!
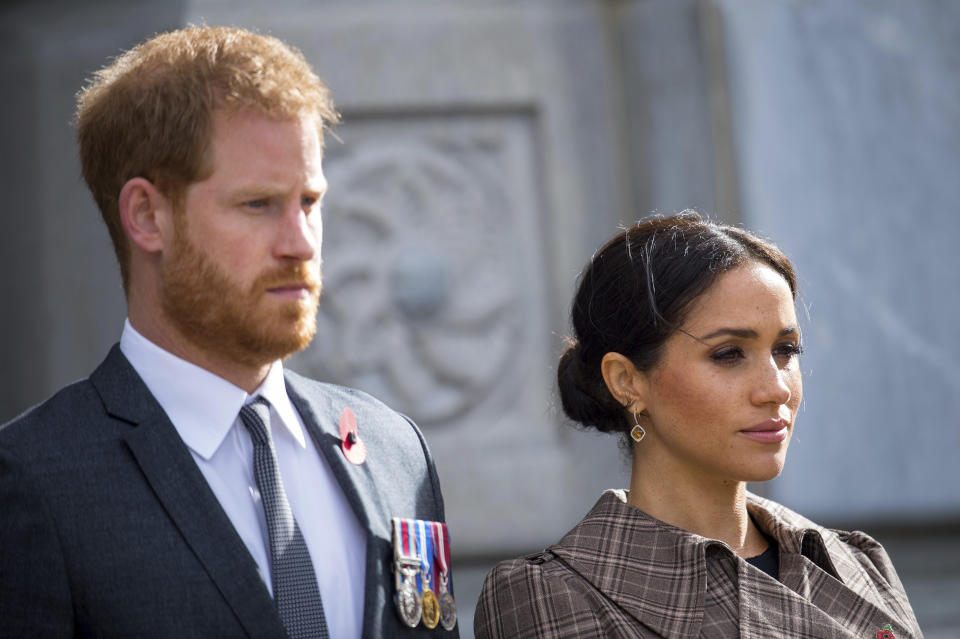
[256,357,307,449]
[119,319,306,459]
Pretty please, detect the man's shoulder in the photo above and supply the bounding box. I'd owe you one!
[285,370,394,412]
[0,345,137,456]
[283,370,427,447]
[0,377,101,451]
[284,370,447,519]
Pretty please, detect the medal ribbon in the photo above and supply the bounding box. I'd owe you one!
[392,518,401,560]
[394,518,420,564]
[392,517,417,597]
[400,518,410,559]
[416,519,433,591]
[404,519,414,561]
[432,521,448,589]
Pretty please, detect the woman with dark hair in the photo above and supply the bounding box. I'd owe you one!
[475,213,922,638]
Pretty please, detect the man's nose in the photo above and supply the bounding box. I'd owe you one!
[274,203,318,262]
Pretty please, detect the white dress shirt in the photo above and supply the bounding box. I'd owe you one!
[120,320,365,639]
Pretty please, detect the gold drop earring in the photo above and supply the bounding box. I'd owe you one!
[631,412,646,443]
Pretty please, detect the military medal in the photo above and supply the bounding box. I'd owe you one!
[392,517,457,631]
[432,521,457,631]
[392,518,422,628]
[420,585,440,629]
[396,558,421,628]
[417,519,440,629]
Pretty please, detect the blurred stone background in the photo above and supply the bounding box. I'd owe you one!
[2,0,958,636]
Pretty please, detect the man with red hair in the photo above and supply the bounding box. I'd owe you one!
[0,26,456,639]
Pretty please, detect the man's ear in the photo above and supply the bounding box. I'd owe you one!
[600,352,650,413]
[118,177,172,253]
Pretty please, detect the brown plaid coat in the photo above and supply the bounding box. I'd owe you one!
[475,490,923,638]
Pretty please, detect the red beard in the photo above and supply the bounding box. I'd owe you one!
[160,216,321,368]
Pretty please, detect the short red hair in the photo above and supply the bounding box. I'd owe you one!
[75,25,338,290]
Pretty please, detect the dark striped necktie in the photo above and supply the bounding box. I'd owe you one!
[239,397,329,639]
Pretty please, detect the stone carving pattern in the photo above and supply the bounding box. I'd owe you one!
[291,121,527,425]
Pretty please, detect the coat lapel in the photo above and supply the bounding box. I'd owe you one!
[284,374,386,536]
[778,537,920,638]
[737,554,854,638]
[284,373,388,637]
[548,490,708,638]
[90,346,287,639]
[748,497,922,639]
[737,549,915,638]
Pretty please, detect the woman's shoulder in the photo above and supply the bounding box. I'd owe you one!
[747,493,913,605]
[474,491,672,639]
[748,492,890,556]
[474,551,607,639]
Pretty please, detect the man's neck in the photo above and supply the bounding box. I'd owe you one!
[128,310,271,394]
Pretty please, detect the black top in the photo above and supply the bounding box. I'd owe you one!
[746,535,780,580]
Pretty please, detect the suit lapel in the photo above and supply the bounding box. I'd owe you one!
[285,374,389,637]
[284,375,386,534]
[91,346,287,639]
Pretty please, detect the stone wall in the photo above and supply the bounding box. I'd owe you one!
[2,0,957,635]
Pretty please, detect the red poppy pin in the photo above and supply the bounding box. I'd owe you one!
[876,624,895,639]
[339,406,367,465]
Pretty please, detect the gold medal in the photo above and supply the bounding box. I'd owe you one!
[421,587,440,629]
[414,518,440,630]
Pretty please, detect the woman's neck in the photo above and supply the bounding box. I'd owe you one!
[626,454,768,558]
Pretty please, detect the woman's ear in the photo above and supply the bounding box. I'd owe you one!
[118,177,172,254]
[600,352,650,413]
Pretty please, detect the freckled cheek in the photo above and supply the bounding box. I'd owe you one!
[787,370,803,417]
[654,368,725,426]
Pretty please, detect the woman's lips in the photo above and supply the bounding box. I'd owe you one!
[739,418,790,443]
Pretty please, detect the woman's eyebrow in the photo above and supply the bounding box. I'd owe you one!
[698,326,799,340]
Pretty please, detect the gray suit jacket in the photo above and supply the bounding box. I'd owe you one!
[0,345,459,639]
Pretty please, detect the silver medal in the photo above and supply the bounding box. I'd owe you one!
[438,572,457,631]
[394,558,422,628]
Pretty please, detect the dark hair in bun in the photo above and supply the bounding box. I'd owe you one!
[557,211,796,441]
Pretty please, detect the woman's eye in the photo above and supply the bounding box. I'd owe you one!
[773,343,804,359]
[710,347,744,364]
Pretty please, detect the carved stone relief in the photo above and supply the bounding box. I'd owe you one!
[289,113,546,428]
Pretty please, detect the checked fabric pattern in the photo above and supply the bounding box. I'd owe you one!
[475,490,923,638]
[240,398,329,639]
